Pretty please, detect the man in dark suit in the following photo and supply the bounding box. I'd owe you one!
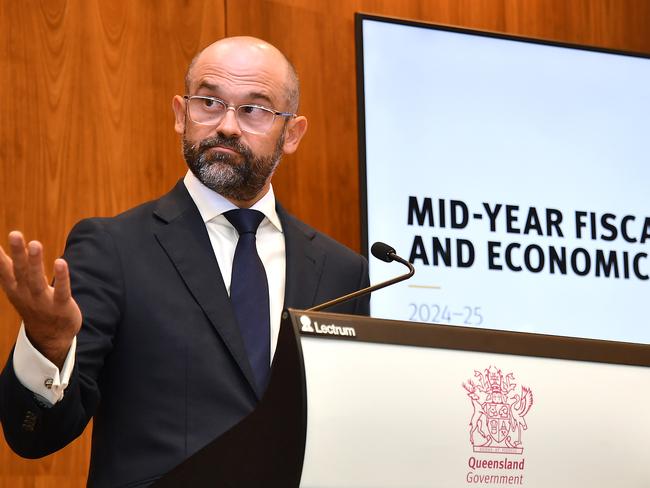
[0,37,369,487]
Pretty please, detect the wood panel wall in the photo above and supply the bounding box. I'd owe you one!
[0,1,225,485]
[1,0,648,485]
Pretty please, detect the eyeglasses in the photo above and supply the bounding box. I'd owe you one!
[183,95,295,135]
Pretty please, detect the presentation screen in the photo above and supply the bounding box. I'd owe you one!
[357,14,650,344]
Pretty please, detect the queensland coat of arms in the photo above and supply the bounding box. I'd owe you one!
[462,365,533,454]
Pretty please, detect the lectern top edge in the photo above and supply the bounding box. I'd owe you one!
[286,308,650,368]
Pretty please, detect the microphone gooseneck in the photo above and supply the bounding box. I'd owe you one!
[306,242,415,312]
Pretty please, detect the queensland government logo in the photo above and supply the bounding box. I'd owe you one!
[462,365,533,454]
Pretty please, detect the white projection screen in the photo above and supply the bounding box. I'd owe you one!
[357,14,650,346]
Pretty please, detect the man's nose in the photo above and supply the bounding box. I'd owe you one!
[216,107,242,138]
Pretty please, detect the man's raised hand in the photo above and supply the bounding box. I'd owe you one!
[0,231,81,369]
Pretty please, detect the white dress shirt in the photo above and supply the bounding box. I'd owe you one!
[13,171,286,404]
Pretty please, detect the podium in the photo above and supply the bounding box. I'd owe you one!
[153,309,650,487]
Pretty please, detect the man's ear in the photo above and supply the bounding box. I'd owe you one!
[281,116,308,155]
[172,95,186,135]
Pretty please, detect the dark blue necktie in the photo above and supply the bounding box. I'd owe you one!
[224,209,271,393]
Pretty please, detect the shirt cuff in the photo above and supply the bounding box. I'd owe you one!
[12,323,77,406]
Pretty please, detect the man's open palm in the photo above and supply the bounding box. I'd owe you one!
[0,231,81,368]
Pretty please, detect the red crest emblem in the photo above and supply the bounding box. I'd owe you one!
[462,365,534,454]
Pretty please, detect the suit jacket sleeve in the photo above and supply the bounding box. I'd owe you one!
[0,218,122,458]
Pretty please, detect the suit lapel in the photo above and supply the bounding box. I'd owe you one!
[278,204,326,310]
[152,181,259,398]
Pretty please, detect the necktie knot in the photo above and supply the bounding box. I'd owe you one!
[224,209,265,235]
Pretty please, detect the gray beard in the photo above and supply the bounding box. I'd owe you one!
[183,133,284,202]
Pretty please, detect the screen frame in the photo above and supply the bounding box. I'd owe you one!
[354,12,650,365]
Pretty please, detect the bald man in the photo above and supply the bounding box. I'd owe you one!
[0,37,369,487]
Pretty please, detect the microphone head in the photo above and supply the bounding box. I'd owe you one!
[371,241,396,262]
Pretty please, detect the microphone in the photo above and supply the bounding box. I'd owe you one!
[306,242,415,312]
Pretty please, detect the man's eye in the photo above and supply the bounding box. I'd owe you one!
[202,98,223,110]
[240,106,267,118]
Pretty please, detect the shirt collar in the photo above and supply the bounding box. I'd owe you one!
[183,170,282,232]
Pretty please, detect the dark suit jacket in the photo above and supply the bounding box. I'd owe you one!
[0,181,369,487]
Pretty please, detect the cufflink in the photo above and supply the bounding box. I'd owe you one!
[44,378,53,390]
